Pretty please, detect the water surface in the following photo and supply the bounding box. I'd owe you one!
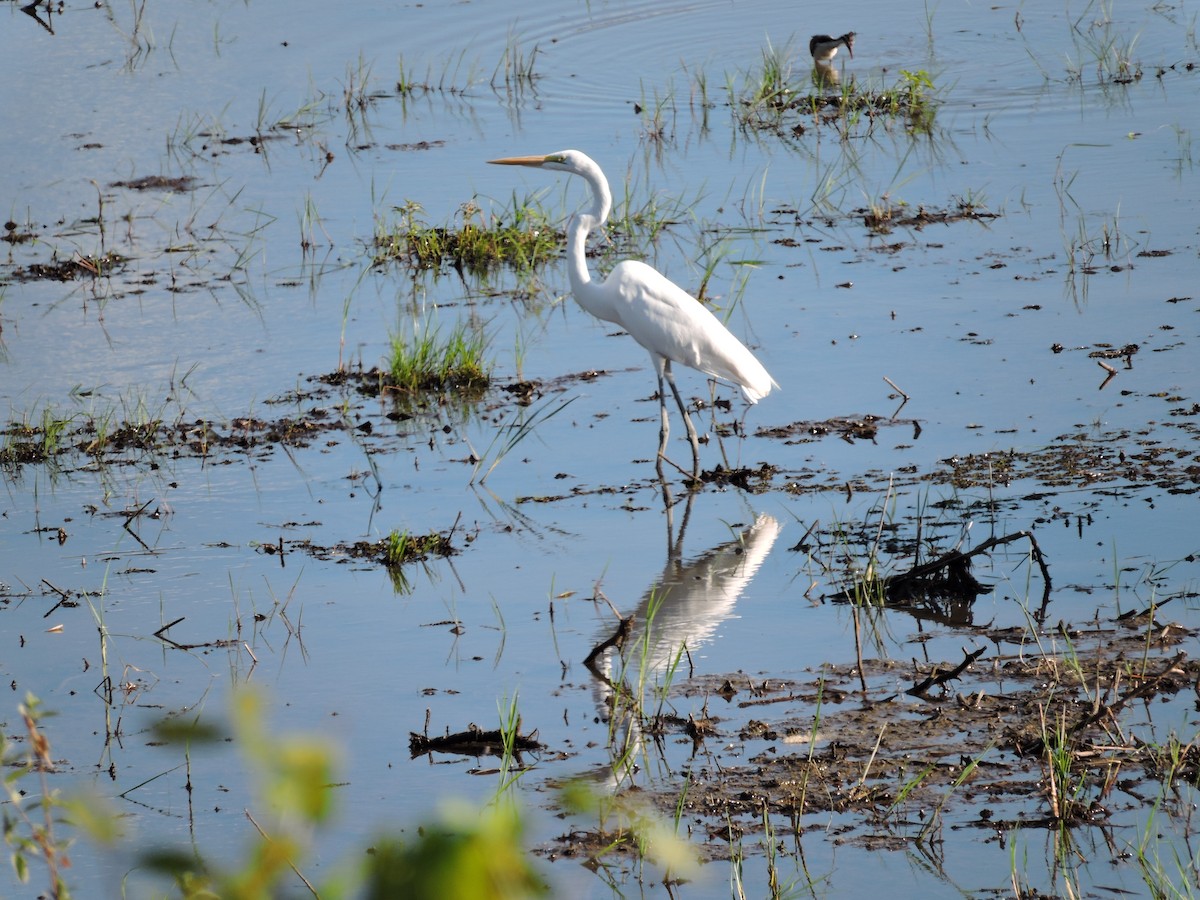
[2,0,1199,896]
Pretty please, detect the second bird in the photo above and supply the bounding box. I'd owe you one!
[809,31,856,63]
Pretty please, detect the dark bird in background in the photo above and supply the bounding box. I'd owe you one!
[809,32,856,63]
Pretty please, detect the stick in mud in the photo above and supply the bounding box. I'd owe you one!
[583,612,634,682]
[153,616,238,651]
[582,588,635,683]
[907,646,987,698]
[122,498,155,551]
[1068,650,1186,737]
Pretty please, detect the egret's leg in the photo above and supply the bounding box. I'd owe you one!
[663,360,701,479]
[655,364,670,480]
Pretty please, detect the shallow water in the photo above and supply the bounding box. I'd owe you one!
[2,0,1199,896]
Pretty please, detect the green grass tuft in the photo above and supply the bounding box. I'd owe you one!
[382,528,454,568]
[737,61,940,137]
[374,199,560,277]
[386,323,492,396]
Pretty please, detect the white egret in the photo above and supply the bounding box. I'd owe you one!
[488,150,776,481]
[809,31,856,63]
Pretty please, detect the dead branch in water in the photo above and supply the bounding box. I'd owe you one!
[583,590,635,682]
[885,530,1052,620]
[408,723,542,759]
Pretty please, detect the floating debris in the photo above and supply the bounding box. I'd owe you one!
[409,723,542,759]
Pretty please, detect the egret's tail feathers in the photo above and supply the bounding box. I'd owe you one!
[738,368,779,404]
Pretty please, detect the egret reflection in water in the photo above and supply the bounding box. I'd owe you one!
[583,511,782,786]
[588,511,783,701]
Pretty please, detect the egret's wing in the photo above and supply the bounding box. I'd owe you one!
[606,261,777,401]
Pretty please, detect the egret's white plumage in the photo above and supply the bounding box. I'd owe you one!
[489,149,777,480]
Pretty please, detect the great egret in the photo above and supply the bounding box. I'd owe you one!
[809,31,856,63]
[488,150,777,481]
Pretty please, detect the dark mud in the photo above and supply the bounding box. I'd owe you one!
[545,604,1198,869]
[110,175,197,192]
[7,252,128,283]
[6,356,1199,558]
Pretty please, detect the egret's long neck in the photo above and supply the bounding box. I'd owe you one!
[576,155,612,226]
[565,213,619,324]
[565,214,597,296]
[563,156,619,323]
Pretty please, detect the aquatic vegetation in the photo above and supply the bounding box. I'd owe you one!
[396,49,482,96]
[1067,8,1144,84]
[735,51,941,137]
[736,36,797,119]
[859,191,998,235]
[341,53,379,115]
[493,693,529,799]
[491,28,541,97]
[0,406,76,469]
[5,2,1200,897]
[1038,704,1096,825]
[373,199,559,277]
[604,176,702,258]
[380,529,445,593]
[382,527,455,569]
[386,321,491,396]
[469,395,575,485]
[634,84,677,148]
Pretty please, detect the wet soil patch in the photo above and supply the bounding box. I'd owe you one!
[2,221,35,244]
[858,201,1000,235]
[0,364,614,488]
[8,252,128,282]
[936,420,1200,496]
[738,83,939,141]
[757,414,919,445]
[287,529,458,570]
[385,140,447,152]
[6,368,1199,521]
[768,198,997,238]
[110,175,197,192]
[553,614,1199,863]
[698,462,777,491]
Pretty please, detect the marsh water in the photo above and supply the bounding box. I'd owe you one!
[2,0,1199,896]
